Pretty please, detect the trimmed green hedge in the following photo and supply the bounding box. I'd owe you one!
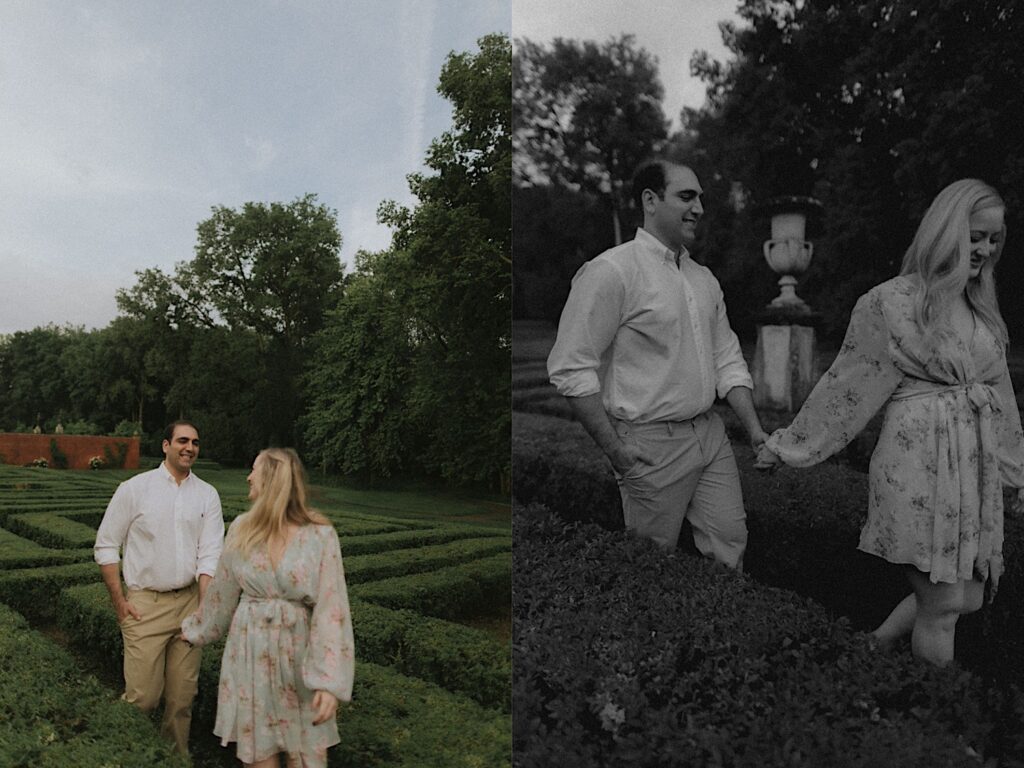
[0,602,186,767]
[0,562,98,621]
[6,512,100,549]
[514,507,1024,767]
[351,598,510,712]
[344,537,511,584]
[339,526,505,557]
[351,553,511,620]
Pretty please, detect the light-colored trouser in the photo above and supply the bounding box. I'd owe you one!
[120,583,201,758]
[613,410,747,570]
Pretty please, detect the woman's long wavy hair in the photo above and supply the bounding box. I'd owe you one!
[899,178,1008,344]
[229,447,329,558]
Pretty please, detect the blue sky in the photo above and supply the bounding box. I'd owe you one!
[0,0,508,333]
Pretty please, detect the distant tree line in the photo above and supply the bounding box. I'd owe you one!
[0,34,510,491]
[514,1,1024,342]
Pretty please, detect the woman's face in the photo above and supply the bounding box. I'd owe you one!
[968,206,1004,280]
[247,454,265,501]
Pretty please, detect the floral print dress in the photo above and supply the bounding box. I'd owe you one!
[765,275,1024,590]
[181,519,355,767]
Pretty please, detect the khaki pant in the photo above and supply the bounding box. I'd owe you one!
[613,411,747,570]
[120,584,201,758]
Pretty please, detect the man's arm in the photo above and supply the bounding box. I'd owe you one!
[724,385,769,449]
[567,393,653,475]
[100,562,140,623]
[198,573,212,604]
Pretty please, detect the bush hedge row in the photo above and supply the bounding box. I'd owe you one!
[339,525,505,557]
[0,526,91,567]
[350,598,510,712]
[58,581,510,715]
[6,512,100,549]
[512,408,1024,685]
[0,601,187,767]
[0,562,98,621]
[351,553,511,621]
[344,537,511,585]
[57,583,511,767]
[513,506,1024,768]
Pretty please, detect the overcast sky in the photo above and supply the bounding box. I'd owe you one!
[513,0,742,130]
[0,0,508,334]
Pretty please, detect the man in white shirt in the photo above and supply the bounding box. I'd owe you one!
[95,420,224,757]
[548,159,768,569]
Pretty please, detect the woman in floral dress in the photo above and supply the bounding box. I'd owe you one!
[756,179,1024,666]
[181,447,355,767]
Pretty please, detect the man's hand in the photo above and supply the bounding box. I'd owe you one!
[609,441,654,477]
[311,690,339,725]
[753,444,783,473]
[749,428,770,453]
[116,598,142,624]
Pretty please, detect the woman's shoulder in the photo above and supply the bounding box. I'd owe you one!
[868,274,917,299]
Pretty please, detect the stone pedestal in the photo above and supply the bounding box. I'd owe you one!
[752,308,821,413]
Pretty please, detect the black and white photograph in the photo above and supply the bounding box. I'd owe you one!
[512,1,1024,765]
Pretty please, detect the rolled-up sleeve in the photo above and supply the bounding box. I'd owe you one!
[195,489,224,579]
[547,260,625,398]
[94,482,131,566]
[711,280,754,398]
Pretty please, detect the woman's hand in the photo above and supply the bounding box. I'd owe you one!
[1011,487,1024,516]
[311,690,338,725]
[753,443,783,473]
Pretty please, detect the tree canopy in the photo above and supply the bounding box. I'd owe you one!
[305,33,511,490]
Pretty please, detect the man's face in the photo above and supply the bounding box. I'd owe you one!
[163,425,199,476]
[644,164,704,251]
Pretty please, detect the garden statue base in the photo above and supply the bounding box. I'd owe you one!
[751,308,821,413]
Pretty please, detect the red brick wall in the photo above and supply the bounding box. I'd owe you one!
[0,433,140,470]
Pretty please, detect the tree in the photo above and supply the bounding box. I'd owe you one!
[304,33,511,490]
[514,35,667,244]
[686,0,1024,340]
[117,194,345,451]
[302,251,421,480]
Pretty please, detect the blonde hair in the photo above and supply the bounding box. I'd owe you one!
[899,178,1008,344]
[229,447,329,558]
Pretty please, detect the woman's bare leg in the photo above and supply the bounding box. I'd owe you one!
[871,592,916,648]
[245,755,281,768]
[906,570,982,666]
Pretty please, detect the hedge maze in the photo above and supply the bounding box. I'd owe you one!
[0,464,511,767]
[512,321,1024,766]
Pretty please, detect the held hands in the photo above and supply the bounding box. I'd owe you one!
[753,443,783,473]
[311,690,339,725]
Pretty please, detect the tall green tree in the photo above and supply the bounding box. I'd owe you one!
[514,34,667,243]
[304,33,511,490]
[116,194,345,453]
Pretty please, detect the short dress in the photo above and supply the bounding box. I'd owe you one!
[181,518,355,767]
[765,275,1024,590]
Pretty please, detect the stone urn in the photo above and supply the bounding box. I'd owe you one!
[761,195,822,312]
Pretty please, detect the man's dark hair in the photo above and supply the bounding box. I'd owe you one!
[631,159,674,210]
[164,420,199,443]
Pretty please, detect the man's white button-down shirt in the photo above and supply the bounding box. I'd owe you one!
[94,463,224,591]
[548,227,753,423]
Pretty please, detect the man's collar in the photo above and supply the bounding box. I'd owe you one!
[159,460,192,484]
[635,227,689,264]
